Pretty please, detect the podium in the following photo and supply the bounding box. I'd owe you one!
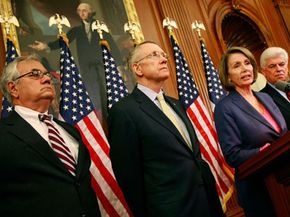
[239,131,290,217]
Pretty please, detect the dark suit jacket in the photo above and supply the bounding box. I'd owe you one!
[108,87,224,217]
[261,83,290,130]
[48,21,122,73]
[0,111,101,217]
[214,90,287,216]
[48,21,122,115]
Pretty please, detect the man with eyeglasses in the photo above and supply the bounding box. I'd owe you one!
[260,47,290,129]
[0,55,101,217]
[108,41,224,217]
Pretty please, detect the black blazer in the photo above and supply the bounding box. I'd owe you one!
[0,111,101,217]
[108,87,223,217]
[260,83,290,130]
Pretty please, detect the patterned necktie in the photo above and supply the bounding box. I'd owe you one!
[39,114,76,176]
[156,94,191,148]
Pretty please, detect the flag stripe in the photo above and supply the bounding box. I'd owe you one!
[170,35,234,209]
[90,174,121,217]
[76,113,131,217]
[187,105,229,195]
[58,37,131,217]
[189,98,233,181]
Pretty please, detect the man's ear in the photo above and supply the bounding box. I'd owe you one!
[132,63,143,77]
[7,81,19,99]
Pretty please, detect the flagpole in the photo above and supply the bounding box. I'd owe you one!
[0,14,19,118]
[49,15,132,216]
[163,18,234,212]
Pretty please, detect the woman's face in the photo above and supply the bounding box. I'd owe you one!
[227,53,254,89]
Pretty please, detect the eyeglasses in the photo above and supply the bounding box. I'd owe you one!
[135,51,168,63]
[13,70,54,81]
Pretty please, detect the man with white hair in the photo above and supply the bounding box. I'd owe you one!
[29,2,122,119]
[260,47,290,129]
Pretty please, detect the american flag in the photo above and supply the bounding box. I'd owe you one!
[100,41,128,110]
[58,36,131,217]
[170,35,234,210]
[200,41,227,108]
[1,38,18,119]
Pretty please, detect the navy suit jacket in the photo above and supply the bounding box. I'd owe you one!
[214,90,287,216]
[108,87,224,217]
[261,83,290,130]
[0,111,101,217]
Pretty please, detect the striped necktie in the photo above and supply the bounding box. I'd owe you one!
[156,94,191,149]
[39,114,76,176]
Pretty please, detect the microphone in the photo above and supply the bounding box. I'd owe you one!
[274,80,290,93]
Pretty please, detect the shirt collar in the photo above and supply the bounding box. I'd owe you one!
[137,84,163,102]
[15,105,49,120]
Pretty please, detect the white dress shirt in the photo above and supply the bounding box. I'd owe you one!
[15,106,79,161]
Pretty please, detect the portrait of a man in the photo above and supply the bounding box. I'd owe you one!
[11,0,136,122]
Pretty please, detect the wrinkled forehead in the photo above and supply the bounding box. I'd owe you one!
[138,43,163,55]
[266,54,287,64]
[17,59,46,73]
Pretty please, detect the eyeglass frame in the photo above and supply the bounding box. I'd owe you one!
[135,51,169,63]
[13,69,55,81]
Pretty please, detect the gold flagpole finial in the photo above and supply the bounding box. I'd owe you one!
[92,20,109,40]
[48,13,71,36]
[0,15,19,37]
[162,17,177,35]
[124,21,140,45]
[191,20,205,39]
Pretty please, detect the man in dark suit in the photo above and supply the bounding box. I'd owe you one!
[0,55,101,217]
[260,47,290,129]
[29,3,122,119]
[107,41,224,217]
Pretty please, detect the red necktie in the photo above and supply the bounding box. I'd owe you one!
[287,92,290,100]
[39,114,76,176]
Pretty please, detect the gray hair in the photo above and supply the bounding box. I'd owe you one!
[1,54,40,103]
[260,47,288,69]
[77,3,93,14]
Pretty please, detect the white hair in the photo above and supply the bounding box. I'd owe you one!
[260,47,288,69]
[0,54,40,103]
[77,3,93,13]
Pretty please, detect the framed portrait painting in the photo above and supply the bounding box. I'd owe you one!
[0,0,144,124]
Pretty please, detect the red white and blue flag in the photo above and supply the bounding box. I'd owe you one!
[100,41,128,110]
[170,35,234,210]
[200,41,227,109]
[1,37,18,119]
[58,36,131,217]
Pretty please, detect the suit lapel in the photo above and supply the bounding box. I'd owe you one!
[5,111,74,176]
[231,91,280,132]
[264,84,290,112]
[132,88,193,151]
[166,96,201,156]
[255,92,286,133]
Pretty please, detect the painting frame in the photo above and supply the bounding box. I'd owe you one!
[0,0,144,123]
